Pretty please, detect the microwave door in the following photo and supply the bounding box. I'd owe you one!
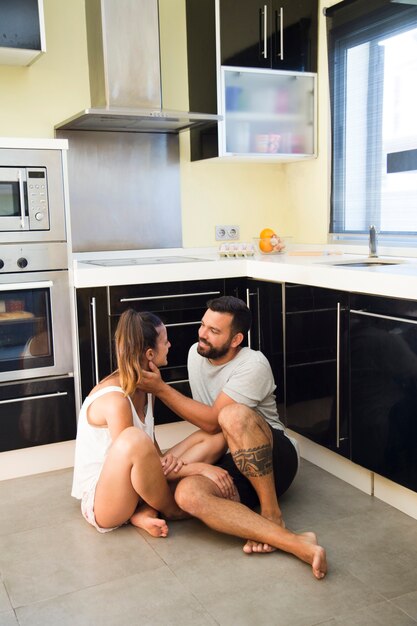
[0,168,28,231]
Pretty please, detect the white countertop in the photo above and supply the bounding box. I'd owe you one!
[72,246,417,300]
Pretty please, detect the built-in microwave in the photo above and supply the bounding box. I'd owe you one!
[0,167,50,232]
[0,147,66,244]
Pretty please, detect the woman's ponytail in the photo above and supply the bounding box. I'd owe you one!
[114,309,162,397]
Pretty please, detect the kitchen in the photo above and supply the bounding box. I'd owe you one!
[2,0,417,624]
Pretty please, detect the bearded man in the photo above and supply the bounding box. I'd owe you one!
[139,296,327,579]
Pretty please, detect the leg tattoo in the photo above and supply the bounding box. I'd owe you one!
[232,444,273,477]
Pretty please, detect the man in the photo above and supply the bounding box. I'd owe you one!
[140,296,327,579]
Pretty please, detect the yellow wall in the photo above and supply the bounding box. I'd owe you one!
[0,0,334,247]
[281,0,332,245]
[0,0,90,138]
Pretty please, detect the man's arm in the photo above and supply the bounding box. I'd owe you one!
[139,363,235,433]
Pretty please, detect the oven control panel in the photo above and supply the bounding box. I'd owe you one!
[0,242,68,273]
[27,168,50,231]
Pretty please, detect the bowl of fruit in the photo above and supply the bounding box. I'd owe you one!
[254,228,287,255]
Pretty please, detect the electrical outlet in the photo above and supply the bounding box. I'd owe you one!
[215,225,240,240]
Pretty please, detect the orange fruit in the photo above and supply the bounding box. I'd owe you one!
[259,238,273,253]
[260,227,276,239]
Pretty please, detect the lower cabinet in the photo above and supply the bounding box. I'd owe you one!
[284,284,350,457]
[76,287,110,403]
[0,376,76,452]
[76,280,227,425]
[226,278,284,414]
[350,294,417,492]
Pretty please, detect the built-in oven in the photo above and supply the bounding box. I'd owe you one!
[0,268,72,383]
[0,243,76,452]
[0,147,66,244]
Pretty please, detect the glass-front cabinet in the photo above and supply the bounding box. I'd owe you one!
[219,67,316,158]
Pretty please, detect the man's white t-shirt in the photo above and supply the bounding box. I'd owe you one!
[187,343,286,432]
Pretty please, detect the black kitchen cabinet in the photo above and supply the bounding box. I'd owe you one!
[76,287,111,402]
[76,280,227,425]
[108,279,226,425]
[186,0,317,161]
[226,278,285,414]
[219,0,318,72]
[0,0,46,66]
[350,294,417,492]
[284,284,350,457]
[0,375,76,452]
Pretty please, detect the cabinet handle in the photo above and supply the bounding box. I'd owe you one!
[0,391,68,405]
[90,297,100,386]
[262,4,268,59]
[350,309,417,326]
[246,288,252,348]
[18,170,26,229]
[165,321,201,328]
[275,7,284,60]
[120,291,220,303]
[336,302,341,448]
[166,379,189,385]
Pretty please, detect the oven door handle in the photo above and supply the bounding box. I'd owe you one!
[0,391,68,405]
[18,170,26,229]
[0,280,53,292]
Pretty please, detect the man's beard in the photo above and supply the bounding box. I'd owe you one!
[197,338,232,360]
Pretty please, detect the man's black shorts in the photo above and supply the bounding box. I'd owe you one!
[216,425,299,509]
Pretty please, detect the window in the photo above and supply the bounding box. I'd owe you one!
[327,0,417,240]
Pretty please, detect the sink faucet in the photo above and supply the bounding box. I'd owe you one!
[369,225,378,258]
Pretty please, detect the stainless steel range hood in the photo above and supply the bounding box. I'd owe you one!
[55,0,220,134]
[56,108,220,133]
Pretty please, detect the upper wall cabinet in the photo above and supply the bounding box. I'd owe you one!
[0,0,46,66]
[220,0,318,73]
[186,0,318,160]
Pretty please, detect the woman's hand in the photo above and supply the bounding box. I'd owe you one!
[161,453,185,476]
[198,464,237,499]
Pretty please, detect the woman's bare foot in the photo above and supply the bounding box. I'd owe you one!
[130,505,169,538]
[243,515,285,554]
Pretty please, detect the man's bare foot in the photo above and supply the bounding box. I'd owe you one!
[243,514,285,554]
[130,506,169,538]
[298,532,327,579]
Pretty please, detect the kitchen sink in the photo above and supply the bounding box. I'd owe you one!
[329,258,405,268]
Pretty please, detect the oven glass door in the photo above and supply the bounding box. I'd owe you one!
[0,281,54,376]
[0,167,27,231]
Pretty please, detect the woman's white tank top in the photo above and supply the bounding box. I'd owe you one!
[71,386,154,499]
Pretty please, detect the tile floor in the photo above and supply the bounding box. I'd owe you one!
[1,460,417,625]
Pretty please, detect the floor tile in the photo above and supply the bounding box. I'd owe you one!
[392,591,417,621]
[315,507,417,599]
[314,600,417,625]
[0,581,12,613]
[282,461,388,533]
[0,610,19,626]
[0,469,75,536]
[139,517,242,567]
[173,544,383,626]
[15,567,217,626]
[0,519,162,607]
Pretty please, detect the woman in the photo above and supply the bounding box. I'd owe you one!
[72,309,231,537]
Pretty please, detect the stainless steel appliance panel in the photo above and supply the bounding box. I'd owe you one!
[58,131,182,252]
